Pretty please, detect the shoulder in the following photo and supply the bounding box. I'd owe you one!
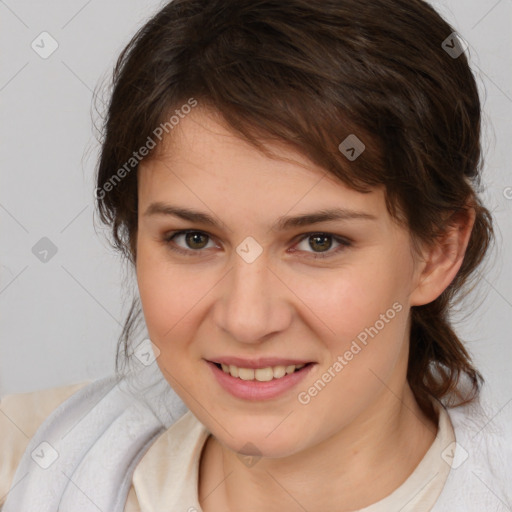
[0,380,91,505]
[447,393,512,464]
[432,393,512,511]
[0,366,188,511]
[0,381,92,431]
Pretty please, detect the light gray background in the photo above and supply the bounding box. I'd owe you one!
[1,1,511,416]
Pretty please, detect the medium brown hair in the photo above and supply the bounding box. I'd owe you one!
[94,0,494,415]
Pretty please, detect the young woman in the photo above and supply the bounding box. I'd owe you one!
[1,0,511,510]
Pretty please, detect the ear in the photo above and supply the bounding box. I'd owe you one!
[409,206,476,307]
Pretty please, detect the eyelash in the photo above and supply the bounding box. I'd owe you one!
[161,230,352,260]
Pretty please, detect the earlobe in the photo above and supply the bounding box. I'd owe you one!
[409,206,476,307]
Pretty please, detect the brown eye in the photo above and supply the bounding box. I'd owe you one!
[163,230,216,256]
[183,232,209,249]
[308,234,333,253]
[294,232,352,259]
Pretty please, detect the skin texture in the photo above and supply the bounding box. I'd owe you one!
[135,107,475,511]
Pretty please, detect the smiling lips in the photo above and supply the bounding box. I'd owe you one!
[219,363,307,381]
[208,356,313,382]
[207,357,315,400]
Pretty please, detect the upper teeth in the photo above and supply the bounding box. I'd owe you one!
[220,363,306,381]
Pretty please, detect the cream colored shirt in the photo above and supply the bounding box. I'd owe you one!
[0,382,455,511]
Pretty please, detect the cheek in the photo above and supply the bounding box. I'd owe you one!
[291,255,409,348]
[136,243,202,347]
[294,252,411,401]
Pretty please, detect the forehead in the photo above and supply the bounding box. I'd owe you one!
[137,107,388,223]
[145,107,327,179]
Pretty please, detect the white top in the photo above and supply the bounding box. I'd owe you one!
[4,379,510,511]
[131,398,455,511]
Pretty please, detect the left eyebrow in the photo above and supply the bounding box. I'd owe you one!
[143,203,377,231]
[274,208,377,231]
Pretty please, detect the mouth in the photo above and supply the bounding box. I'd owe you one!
[206,359,316,400]
[211,361,313,382]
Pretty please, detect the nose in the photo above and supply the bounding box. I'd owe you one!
[213,251,292,344]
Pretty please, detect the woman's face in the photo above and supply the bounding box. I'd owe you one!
[136,107,424,457]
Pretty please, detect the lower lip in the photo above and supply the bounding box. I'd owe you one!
[206,361,315,401]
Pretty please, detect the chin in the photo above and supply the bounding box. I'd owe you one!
[208,417,306,459]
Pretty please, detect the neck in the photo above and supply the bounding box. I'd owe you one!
[199,384,437,512]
